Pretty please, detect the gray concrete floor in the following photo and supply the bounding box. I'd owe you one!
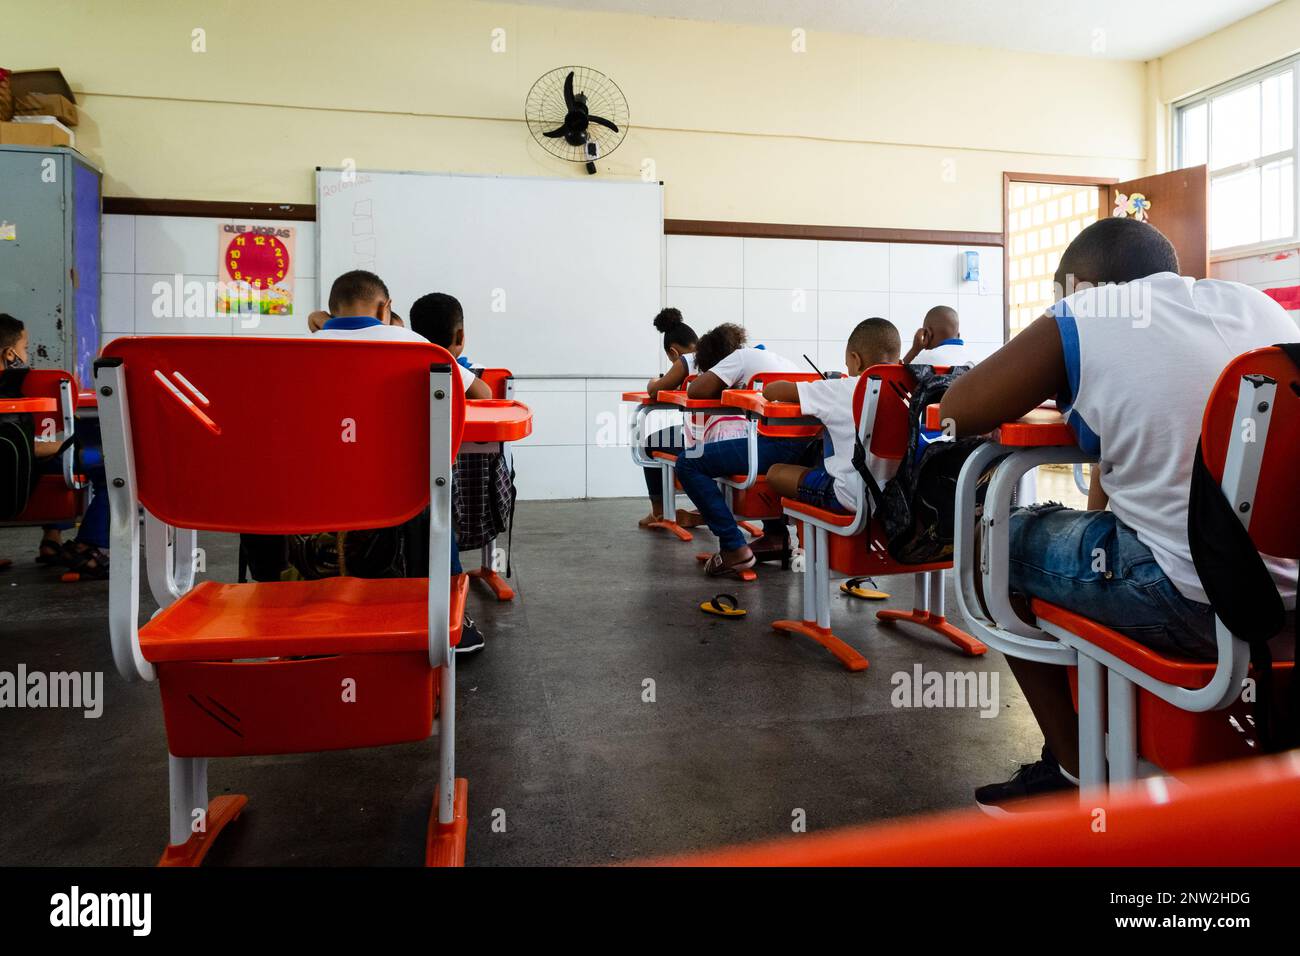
[0,499,1042,866]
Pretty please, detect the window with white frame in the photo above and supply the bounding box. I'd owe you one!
[1176,56,1298,253]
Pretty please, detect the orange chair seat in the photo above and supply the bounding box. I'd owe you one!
[141,575,468,663]
[1030,599,1215,689]
[780,496,858,528]
[651,451,678,463]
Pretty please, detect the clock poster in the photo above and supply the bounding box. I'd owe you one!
[217,223,295,316]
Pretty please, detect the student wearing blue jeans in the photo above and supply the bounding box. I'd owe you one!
[674,433,815,574]
[942,217,1298,814]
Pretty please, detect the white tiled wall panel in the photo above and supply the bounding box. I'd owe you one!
[97,222,1006,501]
[1211,247,1300,327]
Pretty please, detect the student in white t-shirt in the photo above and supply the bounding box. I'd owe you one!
[676,324,814,577]
[941,217,1299,813]
[903,305,976,367]
[763,318,902,514]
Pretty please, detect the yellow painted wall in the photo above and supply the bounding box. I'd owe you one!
[1159,0,1300,103]
[7,0,1150,231]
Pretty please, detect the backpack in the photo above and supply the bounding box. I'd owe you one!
[0,368,38,520]
[1187,342,1299,751]
[851,364,986,565]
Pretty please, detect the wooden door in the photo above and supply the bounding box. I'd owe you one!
[1109,166,1209,278]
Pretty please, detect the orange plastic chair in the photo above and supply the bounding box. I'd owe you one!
[655,752,1300,866]
[95,336,470,866]
[775,365,986,671]
[1029,346,1298,786]
[1,369,85,527]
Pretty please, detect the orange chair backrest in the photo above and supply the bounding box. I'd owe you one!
[1200,346,1300,559]
[99,336,465,535]
[18,369,77,439]
[854,364,914,462]
[478,367,513,400]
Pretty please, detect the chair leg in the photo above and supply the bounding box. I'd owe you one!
[1107,669,1138,785]
[773,524,869,672]
[157,755,247,867]
[1076,655,1108,797]
[876,570,987,656]
[468,537,515,600]
[426,656,468,867]
[646,463,693,542]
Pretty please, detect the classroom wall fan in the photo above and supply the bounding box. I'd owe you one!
[525,66,628,174]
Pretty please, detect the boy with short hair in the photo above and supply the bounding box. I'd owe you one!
[941,217,1298,813]
[903,305,974,366]
[313,270,427,343]
[408,292,491,399]
[764,317,902,513]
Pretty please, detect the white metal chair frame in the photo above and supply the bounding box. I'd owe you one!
[951,375,1268,793]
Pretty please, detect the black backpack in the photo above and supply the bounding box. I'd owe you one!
[0,368,38,521]
[851,364,986,565]
[1187,342,1299,751]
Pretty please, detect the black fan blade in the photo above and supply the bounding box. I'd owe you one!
[588,114,619,133]
[563,71,576,111]
[541,124,569,138]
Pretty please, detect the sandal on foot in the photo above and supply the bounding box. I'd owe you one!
[61,547,110,582]
[702,551,757,579]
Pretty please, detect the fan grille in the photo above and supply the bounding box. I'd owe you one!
[525,66,629,163]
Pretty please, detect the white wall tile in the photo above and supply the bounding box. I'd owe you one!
[889,243,963,293]
[957,293,1005,344]
[665,235,743,288]
[816,340,849,374]
[587,443,649,498]
[102,215,135,274]
[133,274,234,335]
[963,341,1003,362]
[585,389,637,445]
[743,238,819,291]
[759,339,820,372]
[510,389,587,446]
[817,289,891,343]
[591,377,652,393]
[889,292,958,336]
[743,288,818,341]
[134,216,223,275]
[664,286,743,331]
[511,378,586,392]
[817,240,889,291]
[1234,249,1300,286]
[1210,258,1239,281]
[512,445,586,500]
[101,273,135,334]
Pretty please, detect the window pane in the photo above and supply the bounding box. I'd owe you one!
[1211,166,1261,248]
[1181,102,1208,167]
[1262,157,1295,241]
[1211,83,1261,169]
[1262,71,1293,156]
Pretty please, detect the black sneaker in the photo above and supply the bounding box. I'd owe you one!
[975,748,1076,816]
[455,615,485,655]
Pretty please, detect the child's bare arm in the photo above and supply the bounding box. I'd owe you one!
[762,381,800,403]
[647,356,688,398]
[940,313,1068,436]
[687,371,725,399]
[465,376,492,400]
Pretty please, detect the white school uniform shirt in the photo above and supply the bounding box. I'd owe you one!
[686,346,802,447]
[796,375,898,512]
[315,318,477,393]
[1054,272,1298,607]
[913,338,976,367]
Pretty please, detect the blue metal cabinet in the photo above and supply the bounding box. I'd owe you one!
[0,145,102,385]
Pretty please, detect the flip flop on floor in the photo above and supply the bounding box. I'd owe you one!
[702,551,757,579]
[840,576,890,600]
[700,593,746,617]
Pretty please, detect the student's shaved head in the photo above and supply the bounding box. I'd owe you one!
[328,269,390,316]
[848,317,901,366]
[1054,218,1179,297]
[923,305,959,341]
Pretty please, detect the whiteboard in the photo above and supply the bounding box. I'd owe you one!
[317,169,663,376]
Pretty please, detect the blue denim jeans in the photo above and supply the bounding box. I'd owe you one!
[674,435,817,551]
[1008,504,1217,660]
